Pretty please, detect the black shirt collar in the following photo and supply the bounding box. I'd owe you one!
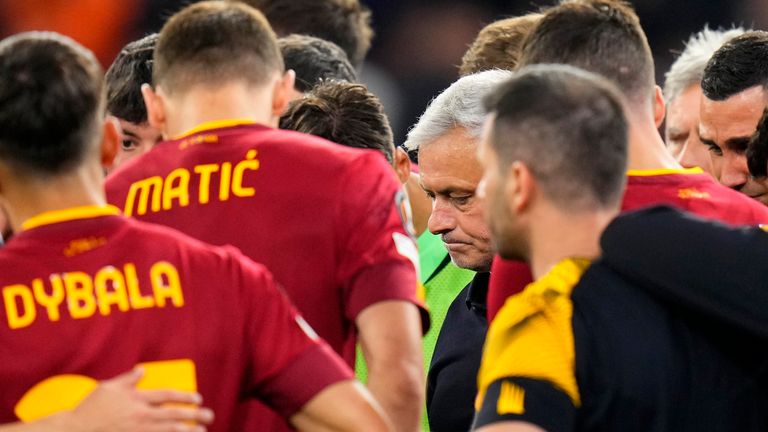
[465,272,490,314]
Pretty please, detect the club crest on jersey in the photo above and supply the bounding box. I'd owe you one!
[395,188,416,238]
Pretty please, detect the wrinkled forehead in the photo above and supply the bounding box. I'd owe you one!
[700,86,767,140]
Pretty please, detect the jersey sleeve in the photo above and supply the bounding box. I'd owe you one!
[475,260,588,431]
[474,377,575,431]
[334,151,428,329]
[230,250,353,418]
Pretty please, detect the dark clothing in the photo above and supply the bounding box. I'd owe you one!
[475,207,768,431]
[601,206,768,338]
[427,272,489,432]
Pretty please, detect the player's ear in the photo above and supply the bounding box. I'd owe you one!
[100,116,120,170]
[271,70,296,120]
[142,84,167,138]
[507,161,535,214]
[394,147,411,185]
[653,85,666,129]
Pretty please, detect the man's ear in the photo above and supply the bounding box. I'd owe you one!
[506,161,535,215]
[141,84,167,138]
[101,116,120,170]
[653,85,666,129]
[394,147,411,184]
[272,70,297,119]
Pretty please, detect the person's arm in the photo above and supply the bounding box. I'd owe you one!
[475,422,547,432]
[0,369,213,432]
[356,300,425,432]
[290,380,393,432]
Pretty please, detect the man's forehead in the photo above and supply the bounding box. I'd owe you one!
[700,86,767,139]
[418,145,482,192]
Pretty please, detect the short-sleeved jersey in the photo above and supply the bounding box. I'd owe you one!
[0,206,352,431]
[486,168,768,322]
[106,121,424,363]
[476,239,768,431]
[355,230,472,431]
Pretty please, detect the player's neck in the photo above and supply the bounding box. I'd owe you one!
[528,205,616,280]
[626,110,681,171]
[163,82,276,139]
[2,162,106,233]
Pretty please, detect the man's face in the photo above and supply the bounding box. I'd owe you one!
[111,120,163,172]
[419,127,493,272]
[476,117,525,261]
[665,85,715,176]
[700,85,768,204]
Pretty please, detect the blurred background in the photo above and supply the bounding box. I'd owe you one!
[1,0,766,144]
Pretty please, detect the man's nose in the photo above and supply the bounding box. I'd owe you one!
[719,153,749,190]
[427,199,456,235]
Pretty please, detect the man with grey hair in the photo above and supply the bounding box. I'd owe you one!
[404,69,512,432]
[664,26,746,175]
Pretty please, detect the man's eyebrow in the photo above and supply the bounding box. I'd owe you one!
[433,187,475,196]
[724,136,751,150]
[667,128,688,139]
[121,129,139,138]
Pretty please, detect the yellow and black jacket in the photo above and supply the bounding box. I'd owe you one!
[474,206,768,431]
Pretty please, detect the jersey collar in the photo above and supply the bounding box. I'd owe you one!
[524,258,591,300]
[626,167,704,177]
[173,119,259,140]
[21,205,121,232]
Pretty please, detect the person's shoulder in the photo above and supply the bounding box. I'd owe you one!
[480,259,590,406]
[691,175,768,221]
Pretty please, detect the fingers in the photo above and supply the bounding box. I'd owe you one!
[106,367,145,387]
[140,389,204,406]
[146,405,215,425]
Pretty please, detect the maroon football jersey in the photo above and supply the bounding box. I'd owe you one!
[107,120,423,362]
[106,121,424,430]
[487,168,768,322]
[0,206,351,430]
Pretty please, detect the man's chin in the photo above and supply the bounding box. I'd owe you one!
[448,252,492,273]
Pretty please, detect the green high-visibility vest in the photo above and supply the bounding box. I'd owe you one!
[355,230,475,430]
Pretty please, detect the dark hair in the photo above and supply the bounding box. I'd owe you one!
[154,1,283,94]
[0,32,104,175]
[280,81,395,164]
[747,108,768,178]
[701,31,768,101]
[485,64,628,210]
[278,34,357,93]
[519,0,655,108]
[459,14,542,77]
[106,33,157,124]
[238,0,373,68]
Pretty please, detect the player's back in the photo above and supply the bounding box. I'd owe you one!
[106,122,418,363]
[487,168,768,323]
[577,206,768,430]
[476,213,768,431]
[0,207,344,430]
[572,261,768,431]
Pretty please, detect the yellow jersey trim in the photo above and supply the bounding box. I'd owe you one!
[173,119,259,140]
[476,258,590,411]
[626,167,704,177]
[22,205,121,231]
[497,380,526,415]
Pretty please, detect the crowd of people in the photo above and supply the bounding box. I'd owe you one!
[1,0,768,431]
